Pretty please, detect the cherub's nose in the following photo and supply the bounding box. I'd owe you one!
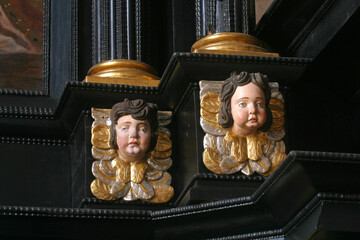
[129,127,138,138]
[248,103,256,114]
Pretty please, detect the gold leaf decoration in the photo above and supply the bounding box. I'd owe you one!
[224,131,248,163]
[200,92,226,131]
[247,132,267,161]
[201,92,220,113]
[269,98,285,132]
[154,131,172,152]
[90,108,173,203]
[112,158,130,183]
[90,179,117,201]
[203,148,225,174]
[152,149,172,159]
[91,124,111,149]
[201,108,219,127]
[148,185,174,203]
[199,80,287,176]
[130,161,148,183]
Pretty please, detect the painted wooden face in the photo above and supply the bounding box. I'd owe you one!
[115,115,151,163]
[230,83,267,136]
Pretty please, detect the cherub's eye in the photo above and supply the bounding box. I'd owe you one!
[238,102,246,107]
[139,127,148,133]
[256,102,264,107]
[120,127,128,132]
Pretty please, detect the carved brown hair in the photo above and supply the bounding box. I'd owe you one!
[109,99,158,152]
[218,71,273,132]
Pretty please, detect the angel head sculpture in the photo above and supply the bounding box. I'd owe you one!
[90,99,174,203]
[200,71,287,176]
[109,99,158,163]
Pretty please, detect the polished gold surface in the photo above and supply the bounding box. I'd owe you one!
[84,59,160,87]
[269,98,285,132]
[192,32,263,50]
[224,130,248,163]
[191,32,279,57]
[111,157,131,183]
[246,132,267,161]
[90,108,173,203]
[88,59,157,76]
[200,92,225,131]
[90,179,117,201]
[130,161,148,183]
[91,125,111,149]
[154,132,172,152]
[203,147,224,174]
[152,149,172,159]
[201,92,220,113]
[84,76,160,87]
[200,80,286,176]
[148,185,174,204]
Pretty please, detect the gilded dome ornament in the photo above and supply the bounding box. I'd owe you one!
[191,32,279,57]
[83,59,160,87]
[200,71,287,176]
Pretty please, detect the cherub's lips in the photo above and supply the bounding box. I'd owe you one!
[129,141,139,145]
[249,117,257,121]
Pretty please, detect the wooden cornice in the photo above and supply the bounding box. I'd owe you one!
[1,151,360,239]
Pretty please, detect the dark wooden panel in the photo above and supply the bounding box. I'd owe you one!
[0,142,71,207]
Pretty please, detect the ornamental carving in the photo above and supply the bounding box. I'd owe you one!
[90,99,173,203]
[200,71,287,176]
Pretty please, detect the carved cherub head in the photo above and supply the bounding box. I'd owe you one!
[218,71,273,136]
[109,99,158,162]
